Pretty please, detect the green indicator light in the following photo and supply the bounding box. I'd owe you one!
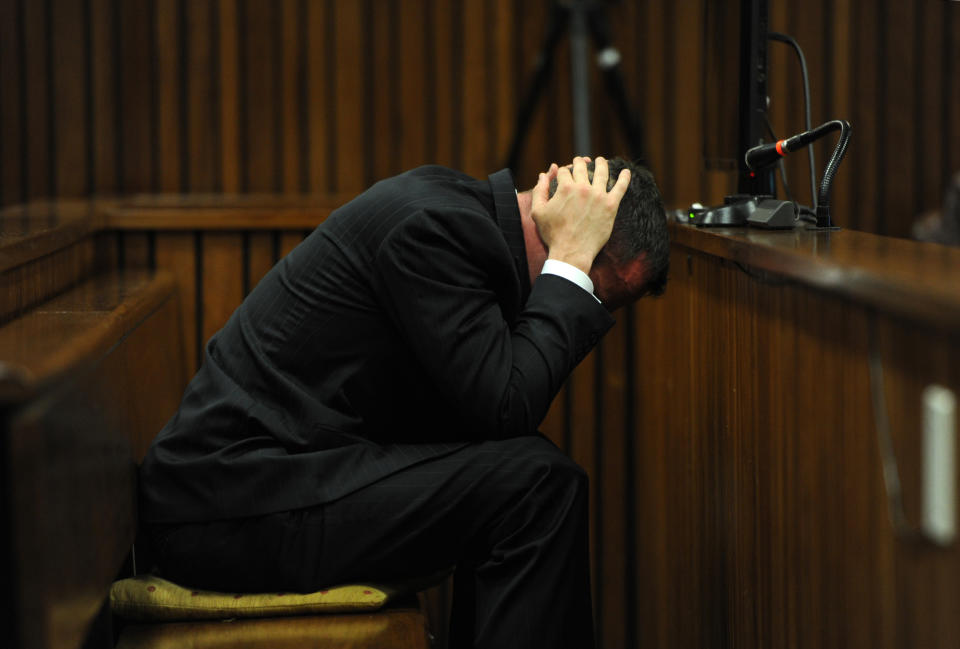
[689,212,695,219]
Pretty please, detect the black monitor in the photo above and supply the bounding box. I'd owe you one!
[702,0,775,196]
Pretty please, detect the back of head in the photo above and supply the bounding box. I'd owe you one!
[602,158,669,297]
[550,157,670,297]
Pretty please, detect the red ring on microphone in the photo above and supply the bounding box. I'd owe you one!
[775,140,786,156]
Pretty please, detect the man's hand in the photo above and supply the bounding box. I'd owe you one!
[530,156,631,275]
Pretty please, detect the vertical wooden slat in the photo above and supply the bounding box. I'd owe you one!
[913,2,941,211]
[155,232,198,378]
[947,6,960,188]
[246,231,274,293]
[280,0,302,193]
[305,0,330,193]
[430,0,454,169]
[511,0,549,186]
[768,0,790,198]
[155,0,181,192]
[599,319,627,649]
[792,0,827,208]
[492,0,515,172]
[369,0,395,182]
[185,0,215,191]
[642,0,667,196]
[333,2,364,194]
[851,0,881,233]
[51,0,88,197]
[243,0,279,193]
[90,0,118,195]
[460,0,489,176]
[117,0,153,193]
[397,0,427,171]
[23,0,52,199]
[122,232,152,270]
[830,0,854,225]
[219,0,241,193]
[0,0,24,205]
[883,1,916,238]
[278,230,304,258]
[200,232,244,343]
[671,2,703,204]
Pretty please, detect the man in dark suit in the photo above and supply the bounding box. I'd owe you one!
[139,156,669,649]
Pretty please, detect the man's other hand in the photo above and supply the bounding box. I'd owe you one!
[530,156,631,275]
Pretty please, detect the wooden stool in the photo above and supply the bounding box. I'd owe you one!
[111,575,430,649]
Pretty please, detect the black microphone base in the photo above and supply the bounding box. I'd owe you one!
[675,196,799,229]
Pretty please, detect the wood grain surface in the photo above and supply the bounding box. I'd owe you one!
[1,1,957,237]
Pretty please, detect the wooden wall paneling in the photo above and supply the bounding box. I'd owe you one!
[185,0,215,191]
[800,289,847,647]
[246,232,275,294]
[243,0,280,193]
[728,269,759,649]
[0,236,96,324]
[118,0,154,193]
[333,2,365,194]
[767,0,791,200]
[460,0,490,176]
[948,6,960,187]
[121,232,153,270]
[671,2,704,204]
[200,232,244,345]
[878,318,960,649]
[281,0,304,193]
[492,0,516,174]
[22,0,52,200]
[598,319,627,649]
[850,0,881,233]
[0,0,23,205]
[155,232,199,378]
[430,0,455,170]
[278,230,305,259]
[219,0,241,193]
[883,1,917,238]
[53,0,94,197]
[89,0,118,195]
[368,0,396,182]
[305,0,331,193]
[837,305,885,649]
[829,0,854,226]
[398,0,428,172]
[155,0,181,192]
[548,30,573,167]
[641,0,668,199]
[117,292,186,461]
[915,1,943,210]
[629,249,681,648]
[597,0,635,162]
[510,0,550,187]
[791,0,826,209]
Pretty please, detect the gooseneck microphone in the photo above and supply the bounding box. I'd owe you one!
[744,120,846,171]
[745,120,852,228]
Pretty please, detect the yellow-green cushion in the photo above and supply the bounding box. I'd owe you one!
[110,575,395,621]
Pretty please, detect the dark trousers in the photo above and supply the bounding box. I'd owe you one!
[147,435,595,649]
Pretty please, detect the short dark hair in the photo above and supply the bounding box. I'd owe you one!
[550,157,670,297]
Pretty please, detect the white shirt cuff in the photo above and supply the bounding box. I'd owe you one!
[541,259,599,302]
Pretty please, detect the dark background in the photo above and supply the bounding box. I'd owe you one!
[1,0,958,236]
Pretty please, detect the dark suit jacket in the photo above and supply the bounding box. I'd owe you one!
[139,166,615,524]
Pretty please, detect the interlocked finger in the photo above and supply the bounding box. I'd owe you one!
[592,156,609,191]
[571,156,589,183]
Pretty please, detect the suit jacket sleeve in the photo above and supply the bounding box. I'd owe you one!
[373,207,615,439]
